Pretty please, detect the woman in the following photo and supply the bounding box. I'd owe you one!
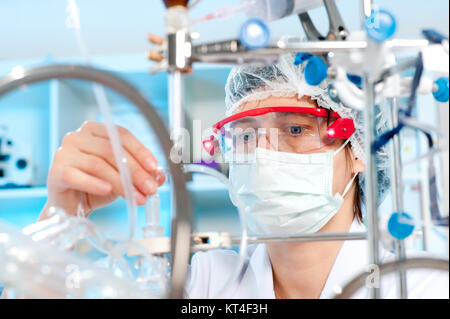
[39,54,448,298]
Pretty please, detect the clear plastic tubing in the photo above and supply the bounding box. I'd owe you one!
[146,193,161,227]
[143,193,164,238]
[66,0,137,240]
[182,164,248,299]
[193,0,327,24]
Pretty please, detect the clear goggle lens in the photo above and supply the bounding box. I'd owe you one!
[219,112,340,163]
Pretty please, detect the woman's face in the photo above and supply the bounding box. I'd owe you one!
[237,95,365,195]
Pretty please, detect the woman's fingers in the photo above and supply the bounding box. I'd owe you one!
[155,169,166,186]
[80,121,159,173]
[62,121,164,205]
[46,121,161,216]
[74,133,160,197]
[147,33,164,45]
[58,166,112,196]
[69,151,146,204]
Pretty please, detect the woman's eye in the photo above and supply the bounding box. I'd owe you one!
[288,126,303,135]
[241,134,251,142]
[237,132,254,143]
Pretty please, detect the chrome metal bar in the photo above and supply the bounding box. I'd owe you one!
[437,99,449,255]
[193,39,429,66]
[400,116,445,138]
[363,75,381,299]
[419,178,431,251]
[231,232,367,245]
[168,69,187,300]
[377,58,417,84]
[389,97,408,299]
[195,40,368,56]
[283,39,428,53]
[390,99,405,214]
[335,257,449,299]
[168,71,185,157]
[0,64,192,299]
[361,0,373,29]
[165,5,191,298]
[393,240,408,298]
[385,39,429,51]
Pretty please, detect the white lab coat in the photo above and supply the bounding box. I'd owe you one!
[185,219,449,299]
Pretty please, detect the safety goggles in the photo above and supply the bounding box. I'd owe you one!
[203,106,355,162]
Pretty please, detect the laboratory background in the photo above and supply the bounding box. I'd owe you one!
[0,0,448,299]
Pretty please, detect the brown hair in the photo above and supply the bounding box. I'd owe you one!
[344,144,363,223]
[322,105,363,222]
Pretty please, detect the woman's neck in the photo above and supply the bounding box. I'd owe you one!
[267,194,355,299]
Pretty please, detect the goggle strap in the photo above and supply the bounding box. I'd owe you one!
[334,138,351,156]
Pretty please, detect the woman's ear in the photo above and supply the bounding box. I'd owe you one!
[346,145,365,174]
[352,157,365,174]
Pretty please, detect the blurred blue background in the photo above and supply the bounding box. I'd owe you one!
[0,0,448,255]
[0,0,448,60]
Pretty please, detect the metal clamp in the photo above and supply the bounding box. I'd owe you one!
[129,232,232,256]
[298,0,348,41]
[192,232,232,251]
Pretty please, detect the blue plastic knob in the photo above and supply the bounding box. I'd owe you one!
[422,29,448,44]
[294,53,313,65]
[240,18,271,50]
[16,159,28,170]
[347,73,363,89]
[433,77,449,102]
[304,56,328,86]
[388,212,415,240]
[365,8,396,42]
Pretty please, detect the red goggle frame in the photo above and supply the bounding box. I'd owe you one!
[204,107,355,156]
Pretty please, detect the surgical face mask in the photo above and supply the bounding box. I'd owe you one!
[229,141,357,235]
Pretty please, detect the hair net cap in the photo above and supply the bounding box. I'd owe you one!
[224,53,391,204]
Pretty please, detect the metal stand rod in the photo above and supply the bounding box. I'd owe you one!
[389,97,408,299]
[192,40,429,65]
[169,71,185,149]
[361,0,373,30]
[363,76,381,299]
[231,232,367,245]
[419,175,431,251]
[437,99,449,256]
[167,71,189,298]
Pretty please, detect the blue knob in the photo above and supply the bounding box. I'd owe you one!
[347,73,363,89]
[304,56,328,86]
[240,18,270,50]
[16,159,28,170]
[433,77,449,102]
[388,212,415,240]
[294,53,313,65]
[422,29,448,44]
[365,8,396,42]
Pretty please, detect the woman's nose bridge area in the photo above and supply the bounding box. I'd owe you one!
[256,127,279,151]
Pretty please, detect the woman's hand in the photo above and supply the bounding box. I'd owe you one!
[40,121,166,220]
